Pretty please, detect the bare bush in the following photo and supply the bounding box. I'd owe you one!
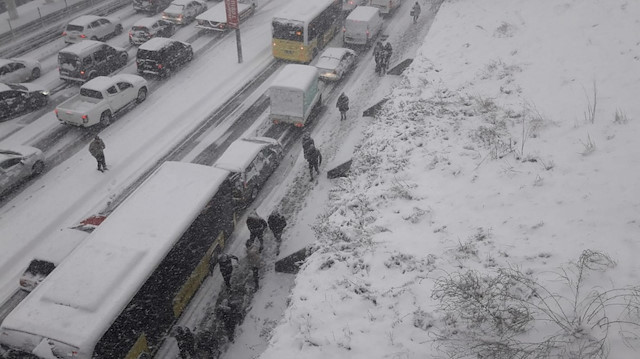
[580,134,596,156]
[432,250,640,359]
[583,81,597,124]
[614,109,629,124]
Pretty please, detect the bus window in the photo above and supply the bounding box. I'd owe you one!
[272,20,304,42]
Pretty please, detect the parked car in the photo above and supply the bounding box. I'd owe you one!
[0,145,45,196]
[19,215,104,292]
[55,74,148,127]
[62,15,123,44]
[162,0,208,25]
[370,0,402,15]
[195,0,256,32]
[214,137,283,205]
[129,18,176,46]
[315,47,357,82]
[0,83,49,120]
[133,0,172,14]
[0,58,41,83]
[58,40,128,83]
[136,37,193,77]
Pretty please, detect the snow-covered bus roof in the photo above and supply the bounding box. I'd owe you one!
[0,161,230,355]
[272,0,338,25]
[270,64,318,92]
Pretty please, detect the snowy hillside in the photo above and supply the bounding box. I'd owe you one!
[256,0,640,358]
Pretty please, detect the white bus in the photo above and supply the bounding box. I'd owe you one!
[0,161,236,359]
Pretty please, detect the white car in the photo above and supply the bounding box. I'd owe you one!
[315,47,357,81]
[0,145,45,196]
[214,137,283,205]
[63,15,123,44]
[129,18,176,46]
[0,58,41,83]
[342,0,369,12]
[162,0,208,25]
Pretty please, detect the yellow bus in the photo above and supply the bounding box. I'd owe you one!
[272,0,342,63]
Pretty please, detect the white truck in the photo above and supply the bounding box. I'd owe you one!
[195,0,256,31]
[269,64,322,127]
[55,74,148,127]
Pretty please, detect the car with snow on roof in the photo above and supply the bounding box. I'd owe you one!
[62,15,123,44]
[0,145,45,197]
[54,74,148,127]
[57,40,128,83]
[0,58,41,83]
[136,37,193,77]
[195,0,256,32]
[133,0,172,14]
[162,0,208,25]
[315,47,357,82]
[214,136,283,205]
[129,18,176,46]
[0,82,49,120]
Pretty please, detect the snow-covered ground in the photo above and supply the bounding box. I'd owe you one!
[224,0,640,358]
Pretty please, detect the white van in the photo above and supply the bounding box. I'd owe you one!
[343,6,383,47]
[269,64,322,127]
[370,0,402,15]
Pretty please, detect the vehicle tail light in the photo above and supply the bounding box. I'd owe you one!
[80,34,86,38]
[82,115,88,124]
[342,27,346,33]
[157,64,163,69]
[294,123,304,128]
[178,14,183,19]
[62,31,67,36]
[273,119,280,124]
[19,279,28,287]
[366,30,370,36]
[54,109,58,115]
[129,31,133,37]
[80,71,85,76]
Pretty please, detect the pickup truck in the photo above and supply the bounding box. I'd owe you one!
[55,74,148,127]
[195,0,256,31]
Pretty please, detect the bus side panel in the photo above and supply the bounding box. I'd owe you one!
[93,180,236,358]
[123,334,149,359]
[172,231,225,318]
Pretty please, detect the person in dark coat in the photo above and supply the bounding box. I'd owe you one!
[268,210,287,242]
[302,131,315,161]
[382,42,393,74]
[89,135,107,172]
[174,326,196,359]
[411,1,421,23]
[213,253,239,287]
[306,144,322,181]
[336,92,350,121]
[215,298,242,342]
[374,41,383,74]
[246,210,267,252]
[245,239,261,289]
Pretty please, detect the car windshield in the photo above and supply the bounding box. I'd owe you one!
[25,259,56,276]
[132,26,150,32]
[80,88,104,99]
[137,49,162,61]
[65,24,84,32]
[58,53,80,70]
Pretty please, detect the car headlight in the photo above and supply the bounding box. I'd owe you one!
[40,91,50,96]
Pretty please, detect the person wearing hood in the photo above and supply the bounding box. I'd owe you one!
[268,210,287,242]
[89,135,107,172]
[246,210,267,252]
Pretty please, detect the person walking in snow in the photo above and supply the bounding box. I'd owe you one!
[268,210,287,242]
[374,40,384,74]
[173,326,196,359]
[246,210,268,252]
[302,131,315,160]
[89,135,107,172]
[213,253,239,288]
[411,1,421,23]
[245,239,261,290]
[305,144,322,181]
[215,298,242,342]
[336,92,350,121]
[382,42,393,75]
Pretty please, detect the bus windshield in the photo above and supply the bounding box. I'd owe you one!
[272,19,304,42]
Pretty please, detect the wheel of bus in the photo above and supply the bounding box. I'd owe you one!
[100,110,112,126]
[136,87,147,103]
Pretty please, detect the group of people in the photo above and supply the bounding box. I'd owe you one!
[211,209,287,291]
[374,41,393,75]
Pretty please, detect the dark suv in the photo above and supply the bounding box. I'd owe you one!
[136,37,193,78]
